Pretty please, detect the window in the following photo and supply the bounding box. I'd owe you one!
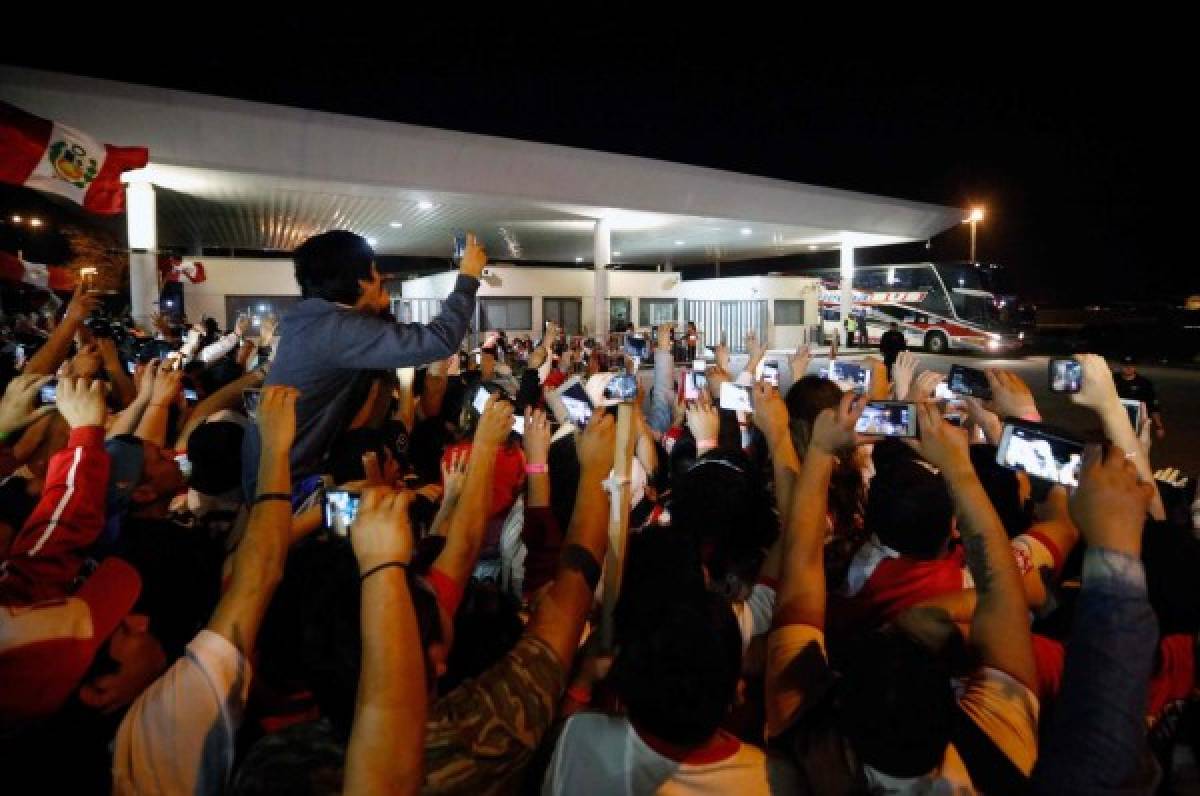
[543,298,582,335]
[638,298,678,326]
[609,298,632,332]
[774,300,806,325]
[479,297,532,331]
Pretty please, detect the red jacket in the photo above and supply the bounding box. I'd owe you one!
[0,426,110,604]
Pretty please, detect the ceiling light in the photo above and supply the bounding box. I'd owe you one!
[740,227,752,235]
[29,218,42,227]
[808,245,820,251]
[613,251,622,257]
[367,237,378,246]
[389,221,404,228]
[417,200,434,210]
[10,215,21,223]
[575,257,584,263]
[674,240,685,246]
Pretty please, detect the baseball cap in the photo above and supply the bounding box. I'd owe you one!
[0,558,142,724]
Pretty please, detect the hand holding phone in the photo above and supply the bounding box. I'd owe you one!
[760,361,780,387]
[324,489,362,536]
[948,364,992,400]
[854,401,918,438]
[719,382,754,413]
[1048,358,1083,393]
[996,421,1084,487]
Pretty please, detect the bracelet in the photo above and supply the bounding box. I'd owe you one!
[566,683,593,705]
[525,463,548,474]
[360,560,409,582]
[254,492,292,505]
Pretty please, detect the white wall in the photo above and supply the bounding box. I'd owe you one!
[399,266,820,345]
[181,257,300,326]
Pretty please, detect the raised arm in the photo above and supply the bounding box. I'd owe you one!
[913,401,1036,690]
[173,368,265,450]
[775,392,867,629]
[524,411,614,667]
[344,487,425,796]
[107,360,157,440]
[205,386,297,656]
[24,284,97,376]
[134,364,182,448]
[430,397,512,587]
[97,337,136,409]
[644,323,676,436]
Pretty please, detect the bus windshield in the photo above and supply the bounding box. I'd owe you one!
[935,264,1005,327]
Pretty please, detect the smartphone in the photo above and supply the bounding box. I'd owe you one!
[183,387,199,403]
[624,336,648,360]
[556,377,594,427]
[37,381,58,406]
[996,421,1085,488]
[948,364,992,400]
[243,388,262,420]
[324,489,362,537]
[683,370,707,401]
[81,269,98,294]
[174,453,193,480]
[821,362,871,394]
[854,401,918,437]
[125,360,137,375]
[719,382,754,413]
[602,374,638,405]
[761,361,780,387]
[934,382,957,403]
[452,231,467,260]
[1120,398,1145,432]
[1048,358,1083,393]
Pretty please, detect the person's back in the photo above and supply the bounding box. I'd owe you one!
[247,230,485,482]
[881,326,906,355]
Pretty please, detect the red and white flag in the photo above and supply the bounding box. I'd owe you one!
[0,250,76,291]
[0,101,148,215]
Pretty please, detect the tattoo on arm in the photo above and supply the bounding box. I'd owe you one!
[962,534,995,597]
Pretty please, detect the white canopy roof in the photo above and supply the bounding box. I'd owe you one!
[1,66,963,264]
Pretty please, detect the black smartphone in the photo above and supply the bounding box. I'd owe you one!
[183,387,199,404]
[557,377,593,427]
[854,401,918,438]
[37,381,58,407]
[452,231,467,260]
[324,489,361,537]
[624,336,648,360]
[948,364,992,400]
[821,362,871,394]
[996,420,1085,488]
[1048,358,1082,393]
[243,388,262,419]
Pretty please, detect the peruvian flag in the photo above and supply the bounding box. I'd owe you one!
[0,101,148,215]
[0,250,76,291]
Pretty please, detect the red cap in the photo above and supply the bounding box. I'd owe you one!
[0,558,141,726]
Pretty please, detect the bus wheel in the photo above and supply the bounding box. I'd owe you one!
[925,331,949,354]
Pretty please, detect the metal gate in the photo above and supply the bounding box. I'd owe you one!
[686,300,767,353]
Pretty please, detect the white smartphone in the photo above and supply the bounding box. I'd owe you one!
[761,361,780,387]
[473,385,524,434]
[854,401,918,438]
[996,421,1085,488]
[719,382,753,413]
[555,375,593,427]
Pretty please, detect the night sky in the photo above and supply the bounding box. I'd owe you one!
[4,22,1191,304]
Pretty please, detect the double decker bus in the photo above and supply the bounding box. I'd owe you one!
[806,262,1022,354]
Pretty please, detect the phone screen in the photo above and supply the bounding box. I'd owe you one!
[948,364,992,400]
[1049,359,1083,393]
[821,362,870,394]
[183,387,199,403]
[324,489,361,537]
[243,388,262,419]
[175,453,193,480]
[126,360,137,375]
[472,385,491,415]
[560,382,593,427]
[624,336,648,359]
[1120,398,1143,431]
[452,232,467,260]
[719,382,754,413]
[855,401,917,437]
[761,361,780,387]
[997,422,1084,487]
[38,382,58,406]
[603,374,638,405]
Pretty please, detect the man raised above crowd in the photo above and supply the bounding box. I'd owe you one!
[245,230,487,489]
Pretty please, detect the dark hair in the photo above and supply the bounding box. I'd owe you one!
[293,230,376,305]
[327,428,390,485]
[548,433,582,533]
[612,591,743,747]
[670,450,778,588]
[866,440,954,558]
[837,628,956,778]
[442,579,524,692]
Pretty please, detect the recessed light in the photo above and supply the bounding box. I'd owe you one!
[575,257,584,263]
[613,251,622,257]
[808,245,820,251]
[367,237,378,246]
[740,227,752,235]
[389,221,404,228]
[29,218,42,227]
[417,201,434,210]
[674,240,685,246]
[10,215,21,223]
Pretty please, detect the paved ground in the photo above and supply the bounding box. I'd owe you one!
[731,350,1199,474]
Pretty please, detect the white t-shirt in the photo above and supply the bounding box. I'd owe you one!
[111,629,252,795]
[543,712,798,795]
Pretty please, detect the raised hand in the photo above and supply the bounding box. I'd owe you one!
[441,448,469,501]
[1070,353,1121,413]
[150,364,183,406]
[1069,444,1156,557]
[809,391,870,455]
[686,391,720,449]
[459,233,488,279]
[789,343,812,381]
[63,283,99,326]
[745,330,764,363]
[55,377,108,430]
[523,408,552,465]
[656,323,674,352]
[474,394,515,447]
[0,373,55,435]
[985,369,1038,420]
[912,370,945,403]
[350,486,415,572]
[912,401,972,475]
[256,385,299,461]
[577,410,616,474]
[891,351,919,400]
[751,382,789,444]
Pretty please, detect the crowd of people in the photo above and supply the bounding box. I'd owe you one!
[1,227,1198,794]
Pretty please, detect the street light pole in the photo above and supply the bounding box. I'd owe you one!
[964,206,985,263]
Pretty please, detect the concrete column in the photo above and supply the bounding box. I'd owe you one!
[125,181,158,328]
[839,241,855,347]
[593,219,611,338]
